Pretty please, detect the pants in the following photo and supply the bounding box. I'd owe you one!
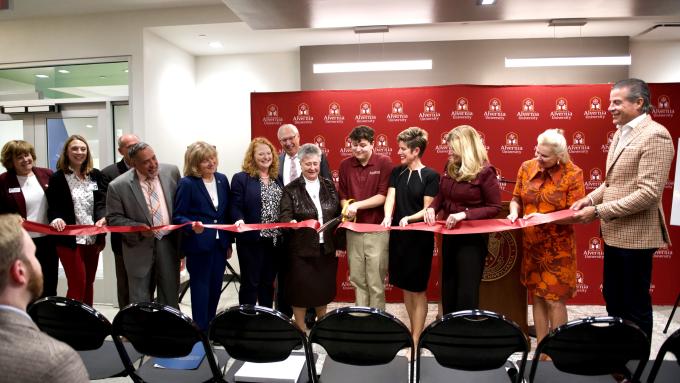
[603,244,655,339]
[441,234,488,314]
[186,246,227,331]
[236,238,278,308]
[127,236,180,308]
[56,243,101,306]
[33,236,58,298]
[346,231,389,309]
[113,250,130,308]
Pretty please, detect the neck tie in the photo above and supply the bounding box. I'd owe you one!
[290,156,299,182]
[146,178,164,240]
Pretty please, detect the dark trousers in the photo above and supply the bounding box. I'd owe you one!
[186,246,227,331]
[113,250,130,308]
[236,239,278,308]
[441,234,488,314]
[33,236,58,297]
[603,244,655,339]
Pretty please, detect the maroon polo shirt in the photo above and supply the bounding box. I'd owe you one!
[338,153,393,224]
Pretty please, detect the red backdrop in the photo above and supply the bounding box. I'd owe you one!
[250,83,679,305]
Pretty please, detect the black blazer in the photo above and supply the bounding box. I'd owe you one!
[101,159,130,255]
[279,176,340,257]
[46,169,107,248]
[230,171,284,243]
[0,167,52,218]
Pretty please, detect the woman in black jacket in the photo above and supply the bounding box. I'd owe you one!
[46,135,106,306]
[279,143,340,330]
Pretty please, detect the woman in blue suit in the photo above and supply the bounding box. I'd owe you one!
[230,137,283,308]
[173,141,233,331]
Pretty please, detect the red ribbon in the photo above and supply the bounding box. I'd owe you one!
[338,209,575,235]
[22,210,573,237]
[22,219,320,236]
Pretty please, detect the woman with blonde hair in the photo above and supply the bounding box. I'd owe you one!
[173,141,233,331]
[508,129,584,348]
[424,125,501,314]
[382,127,439,346]
[46,135,107,305]
[230,137,283,308]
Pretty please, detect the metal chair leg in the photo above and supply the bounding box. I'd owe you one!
[221,261,241,294]
[663,291,680,334]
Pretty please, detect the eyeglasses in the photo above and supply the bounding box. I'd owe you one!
[278,135,297,143]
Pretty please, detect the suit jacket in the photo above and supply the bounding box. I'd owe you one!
[0,308,89,383]
[279,176,341,257]
[0,167,52,218]
[106,164,181,277]
[173,173,233,254]
[45,169,107,248]
[278,151,331,184]
[230,171,284,243]
[588,115,675,249]
[101,159,131,255]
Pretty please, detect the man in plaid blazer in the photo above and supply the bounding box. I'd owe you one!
[572,78,675,338]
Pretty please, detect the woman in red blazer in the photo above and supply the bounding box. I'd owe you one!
[45,135,107,306]
[0,140,58,297]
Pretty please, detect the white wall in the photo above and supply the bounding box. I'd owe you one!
[630,40,680,82]
[195,52,300,176]
[143,30,197,169]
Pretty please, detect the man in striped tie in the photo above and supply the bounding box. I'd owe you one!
[106,142,182,308]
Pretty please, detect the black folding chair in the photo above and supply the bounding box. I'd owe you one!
[27,296,138,380]
[647,327,680,383]
[209,304,314,383]
[179,262,240,303]
[309,306,414,383]
[528,316,650,383]
[417,309,528,383]
[112,302,225,383]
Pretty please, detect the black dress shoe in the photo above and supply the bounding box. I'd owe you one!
[304,309,317,329]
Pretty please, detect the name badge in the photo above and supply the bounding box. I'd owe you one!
[87,182,98,191]
[8,187,21,193]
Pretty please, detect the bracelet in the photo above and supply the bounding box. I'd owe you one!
[594,205,600,218]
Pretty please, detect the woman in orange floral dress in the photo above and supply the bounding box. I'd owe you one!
[508,129,584,346]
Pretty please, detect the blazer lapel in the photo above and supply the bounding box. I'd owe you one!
[158,167,174,215]
[7,173,27,218]
[129,172,153,224]
[607,116,649,174]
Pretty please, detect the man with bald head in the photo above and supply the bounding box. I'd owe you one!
[0,214,89,382]
[101,133,140,308]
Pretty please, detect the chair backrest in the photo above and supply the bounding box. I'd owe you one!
[529,316,650,382]
[28,296,111,351]
[209,305,314,383]
[647,327,680,383]
[417,309,529,383]
[112,302,222,382]
[309,306,414,366]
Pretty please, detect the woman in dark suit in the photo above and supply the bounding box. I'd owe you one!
[279,143,341,330]
[0,140,58,297]
[173,141,233,331]
[46,135,106,306]
[230,137,283,308]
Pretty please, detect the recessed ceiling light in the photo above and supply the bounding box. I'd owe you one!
[35,74,49,78]
[85,124,94,128]
[478,0,496,4]
[198,34,207,38]
[123,69,129,73]
[209,41,223,48]
[99,76,107,79]
[58,69,70,74]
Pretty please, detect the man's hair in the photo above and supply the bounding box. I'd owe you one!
[277,124,299,139]
[349,125,374,143]
[117,134,140,149]
[128,142,151,161]
[612,78,652,114]
[0,214,26,293]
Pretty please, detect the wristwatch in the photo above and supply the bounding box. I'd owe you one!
[593,205,600,218]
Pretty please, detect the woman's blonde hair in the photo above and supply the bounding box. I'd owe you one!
[446,125,489,182]
[183,141,218,177]
[537,129,570,164]
[241,137,279,179]
[56,135,93,175]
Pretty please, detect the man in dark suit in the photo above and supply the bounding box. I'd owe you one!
[276,123,331,326]
[106,142,182,308]
[0,214,89,382]
[101,134,139,308]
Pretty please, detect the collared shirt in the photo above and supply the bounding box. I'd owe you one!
[617,113,647,146]
[282,153,300,186]
[65,170,96,245]
[136,170,171,227]
[338,153,393,224]
[0,304,31,321]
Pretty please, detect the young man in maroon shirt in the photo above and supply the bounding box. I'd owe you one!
[338,126,393,309]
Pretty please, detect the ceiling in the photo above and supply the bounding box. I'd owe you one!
[1,0,679,57]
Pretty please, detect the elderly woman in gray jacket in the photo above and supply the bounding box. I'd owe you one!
[279,143,341,330]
